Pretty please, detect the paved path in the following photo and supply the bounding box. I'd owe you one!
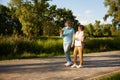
[0,51,120,80]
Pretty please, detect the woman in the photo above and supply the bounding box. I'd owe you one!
[71,25,84,68]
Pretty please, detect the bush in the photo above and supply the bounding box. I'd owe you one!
[0,40,14,56]
[84,37,120,53]
[0,36,64,60]
[0,36,120,60]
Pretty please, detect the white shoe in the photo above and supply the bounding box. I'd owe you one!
[77,65,83,68]
[71,64,78,68]
[64,62,68,66]
[65,62,72,67]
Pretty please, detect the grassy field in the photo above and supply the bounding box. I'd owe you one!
[0,36,120,60]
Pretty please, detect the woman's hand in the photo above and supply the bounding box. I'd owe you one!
[73,35,76,40]
[73,35,80,41]
[74,37,79,41]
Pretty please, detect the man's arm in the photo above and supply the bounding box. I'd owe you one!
[60,28,68,38]
[60,28,64,38]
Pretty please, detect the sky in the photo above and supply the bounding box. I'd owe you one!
[0,0,112,25]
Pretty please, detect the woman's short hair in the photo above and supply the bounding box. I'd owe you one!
[78,25,84,31]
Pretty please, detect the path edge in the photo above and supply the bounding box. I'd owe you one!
[86,69,120,80]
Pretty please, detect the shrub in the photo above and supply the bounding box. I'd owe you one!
[84,37,120,53]
[0,36,120,60]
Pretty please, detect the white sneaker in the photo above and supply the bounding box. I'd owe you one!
[77,65,83,68]
[65,62,72,67]
[64,62,68,66]
[71,64,78,68]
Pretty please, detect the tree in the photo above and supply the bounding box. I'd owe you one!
[104,0,120,26]
[54,8,79,32]
[94,20,101,29]
[102,24,112,36]
[0,4,22,35]
[93,20,103,37]
[8,0,50,36]
[110,24,116,35]
[85,23,94,37]
[8,0,78,36]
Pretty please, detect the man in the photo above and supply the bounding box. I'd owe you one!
[60,20,74,66]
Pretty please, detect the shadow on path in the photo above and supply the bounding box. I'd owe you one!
[84,59,120,68]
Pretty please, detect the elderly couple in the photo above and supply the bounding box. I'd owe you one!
[60,20,84,68]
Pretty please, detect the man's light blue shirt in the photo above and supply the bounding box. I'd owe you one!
[60,27,74,44]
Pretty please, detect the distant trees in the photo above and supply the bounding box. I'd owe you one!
[84,20,115,37]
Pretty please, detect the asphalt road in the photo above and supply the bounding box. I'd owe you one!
[0,51,120,80]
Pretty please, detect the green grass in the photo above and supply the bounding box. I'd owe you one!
[0,36,64,60]
[0,36,120,60]
[100,72,120,80]
[84,37,120,53]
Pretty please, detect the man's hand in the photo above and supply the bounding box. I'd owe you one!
[71,44,74,48]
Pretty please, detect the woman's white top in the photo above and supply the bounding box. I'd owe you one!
[75,31,84,46]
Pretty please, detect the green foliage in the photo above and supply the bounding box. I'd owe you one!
[8,0,78,36]
[113,29,120,37]
[102,24,112,36]
[84,23,94,37]
[0,36,120,60]
[104,0,120,26]
[0,36,64,60]
[84,20,117,37]
[2,0,120,37]
[84,37,120,53]
[100,72,120,80]
[0,4,22,35]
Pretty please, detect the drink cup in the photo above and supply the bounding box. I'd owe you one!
[60,30,64,34]
[61,30,64,33]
